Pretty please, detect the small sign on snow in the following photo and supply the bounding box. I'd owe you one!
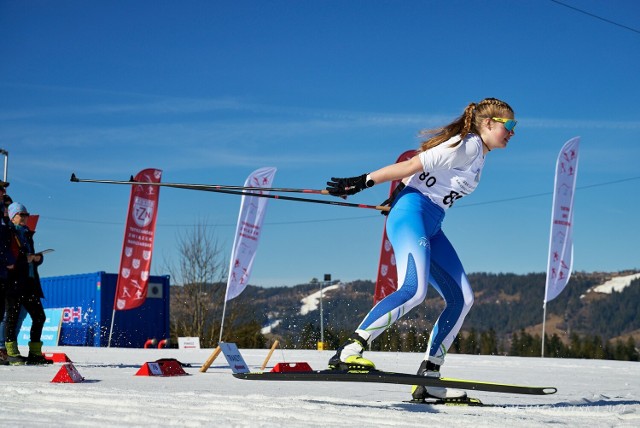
[220,342,250,374]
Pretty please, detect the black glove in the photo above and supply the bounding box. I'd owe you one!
[326,173,372,196]
[380,182,406,216]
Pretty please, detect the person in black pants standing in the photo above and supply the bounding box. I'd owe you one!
[0,181,15,365]
[4,201,49,365]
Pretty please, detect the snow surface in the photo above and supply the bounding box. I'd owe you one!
[1,346,638,427]
[592,273,640,294]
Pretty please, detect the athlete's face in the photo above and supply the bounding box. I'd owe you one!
[480,112,515,152]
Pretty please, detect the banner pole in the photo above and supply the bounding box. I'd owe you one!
[218,295,228,345]
[220,167,277,348]
[542,137,580,358]
[541,302,547,358]
[108,309,116,348]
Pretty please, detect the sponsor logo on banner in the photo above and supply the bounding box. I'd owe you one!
[132,196,155,228]
[114,168,162,311]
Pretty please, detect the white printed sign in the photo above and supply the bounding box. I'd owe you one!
[178,337,201,349]
[219,342,250,374]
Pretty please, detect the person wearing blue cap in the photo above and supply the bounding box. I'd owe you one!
[3,202,50,365]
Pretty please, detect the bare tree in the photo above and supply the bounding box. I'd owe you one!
[164,219,228,346]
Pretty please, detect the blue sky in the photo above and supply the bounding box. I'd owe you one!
[1,0,639,288]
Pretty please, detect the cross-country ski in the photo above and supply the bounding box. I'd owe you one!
[233,369,557,395]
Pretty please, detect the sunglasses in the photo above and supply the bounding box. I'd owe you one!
[491,117,517,132]
[18,213,30,217]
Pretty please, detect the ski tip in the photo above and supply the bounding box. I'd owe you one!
[70,173,78,182]
[543,387,558,395]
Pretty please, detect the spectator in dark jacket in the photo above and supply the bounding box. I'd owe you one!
[4,202,49,365]
[0,181,15,365]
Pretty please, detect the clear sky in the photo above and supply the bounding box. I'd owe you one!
[1,1,639,288]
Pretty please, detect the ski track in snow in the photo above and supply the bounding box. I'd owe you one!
[262,283,341,334]
[299,284,341,315]
[592,273,640,294]
[1,347,638,427]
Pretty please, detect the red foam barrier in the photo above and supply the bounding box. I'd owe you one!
[51,363,84,383]
[271,362,313,373]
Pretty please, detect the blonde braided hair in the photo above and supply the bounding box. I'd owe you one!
[418,98,514,152]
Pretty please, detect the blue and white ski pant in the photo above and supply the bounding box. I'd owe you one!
[356,187,474,363]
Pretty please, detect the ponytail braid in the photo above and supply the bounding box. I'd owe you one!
[460,102,476,140]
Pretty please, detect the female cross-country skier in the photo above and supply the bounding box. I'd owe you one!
[325,97,517,400]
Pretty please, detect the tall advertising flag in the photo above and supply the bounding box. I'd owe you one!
[114,168,162,311]
[544,137,580,303]
[224,167,277,301]
[374,150,416,304]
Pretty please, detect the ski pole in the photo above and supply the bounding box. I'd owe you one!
[70,174,390,212]
[70,174,331,195]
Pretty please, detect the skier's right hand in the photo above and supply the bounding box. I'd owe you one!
[326,174,370,196]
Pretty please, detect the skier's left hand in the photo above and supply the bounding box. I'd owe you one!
[326,174,371,196]
[379,182,406,216]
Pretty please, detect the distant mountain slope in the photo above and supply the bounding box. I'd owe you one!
[189,271,640,347]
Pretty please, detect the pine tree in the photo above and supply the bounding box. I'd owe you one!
[460,329,479,354]
[299,323,318,349]
[626,337,640,361]
[509,331,521,356]
[479,328,498,355]
[569,332,583,358]
[404,327,418,352]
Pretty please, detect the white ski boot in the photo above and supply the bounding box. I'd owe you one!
[411,359,467,400]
